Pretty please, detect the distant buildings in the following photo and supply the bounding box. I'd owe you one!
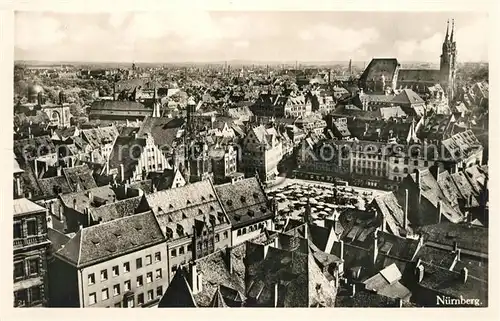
[242,125,283,182]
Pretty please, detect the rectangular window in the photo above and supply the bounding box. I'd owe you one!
[394,159,399,164]
[171,265,177,273]
[178,246,184,255]
[404,158,409,165]
[187,244,192,252]
[113,284,120,296]
[14,222,22,239]
[237,229,242,236]
[215,234,220,242]
[27,220,37,236]
[100,269,108,281]
[224,231,228,239]
[137,293,144,305]
[136,275,143,287]
[155,268,162,279]
[146,255,152,265]
[87,273,95,285]
[424,161,429,167]
[14,261,24,279]
[89,292,97,305]
[27,258,39,275]
[146,272,153,283]
[123,262,130,273]
[147,290,154,301]
[156,286,163,297]
[136,258,142,269]
[102,288,109,301]
[171,249,177,257]
[124,280,131,291]
[112,265,119,277]
[154,252,161,262]
[414,160,419,166]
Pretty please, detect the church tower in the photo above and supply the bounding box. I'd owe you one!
[440,19,457,100]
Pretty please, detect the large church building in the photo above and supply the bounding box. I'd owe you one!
[359,20,458,99]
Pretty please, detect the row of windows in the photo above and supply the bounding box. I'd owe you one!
[89,270,163,305]
[394,159,429,167]
[13,219,38,239]
[236,222,266,236]
[88,252,161,285]
[92,286,163,307]
[14,258,39,281]
[14,285,42,307]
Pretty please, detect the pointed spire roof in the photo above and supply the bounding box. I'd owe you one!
[450,19,455,42]
[445,19,450,41]
[209,285,228,307]
[158,268,198,307]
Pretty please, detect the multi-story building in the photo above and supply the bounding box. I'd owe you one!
[81,125,119,162]
[251,94,312,118]
[13,198,51,307]
[242,125,283,182]
[294,115,327,135]
[215,177,276,246]
[48,211,167,307]
[210,145,244,184]
[144,180,232,283]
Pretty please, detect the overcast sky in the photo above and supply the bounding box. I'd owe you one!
[14,11,488,63]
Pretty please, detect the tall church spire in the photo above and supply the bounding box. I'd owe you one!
[445,20,450,41]
[450,19,455,43]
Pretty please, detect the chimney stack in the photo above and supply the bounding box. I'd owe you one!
[461,267,468,284]
[456,249,461,262]
[453,241,458,252]
[273,283,279,307]
[73,198,77,211]
[416,264,425,283]
[120,164,125,182]
[404,189,409,231]
[350,283,356,297]
[57,166,62,177]
[190,262,199,294]
[373,228,379,264]
[437,201,442,223]
[339,240,344,261]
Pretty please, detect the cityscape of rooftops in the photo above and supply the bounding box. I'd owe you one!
[12,10,489,309]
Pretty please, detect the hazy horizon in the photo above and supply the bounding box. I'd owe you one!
[15,11,488,63]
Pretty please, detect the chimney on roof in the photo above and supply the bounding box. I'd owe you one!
[461,267,468,284]
[415,169,421,188]
[456,249,461,262]
[350,283,356,297]
[57,166,62,177]
[373,228,379,265]
[87,191,93,203]
[120,164,125,182]
[453,241,458,252]
[73,198,77,211]
[339,240,344,261]
[397,298,403,308]
[416,264,425,283]
[273,283,279,307]
[437,201,442,223]
[404,189,409,231]
[189,262,202,294]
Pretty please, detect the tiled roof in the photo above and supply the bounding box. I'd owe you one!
[87,196,144,223]
[441,130,482,161]
[89,101,152,117]
[54,211,164,268]
[108,135,147,181]
[38,175,74,198]
[157,269,198,307]
[14,135,56,161]
[379,106,407,120]
[418,223,487,255]
[62,164,98,191]
[13,198,46,216]
[372,192,413,237]
[418,261,487,303]
[81,125,119,149]
[214,177,272,228]
[391,89,424,105]
[137,116,184,147]
[145,180,227,238]
[59,185,117,212]
[397,69,441,83]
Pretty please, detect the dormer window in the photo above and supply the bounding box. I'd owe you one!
[166,228,173,239]
[198,209,203,215]
[248,210,255,217]
[201,196,206,201]
[176,224,184,237]
[187,200,191,205]
[234,214,241,221]
[227,200,233,206]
